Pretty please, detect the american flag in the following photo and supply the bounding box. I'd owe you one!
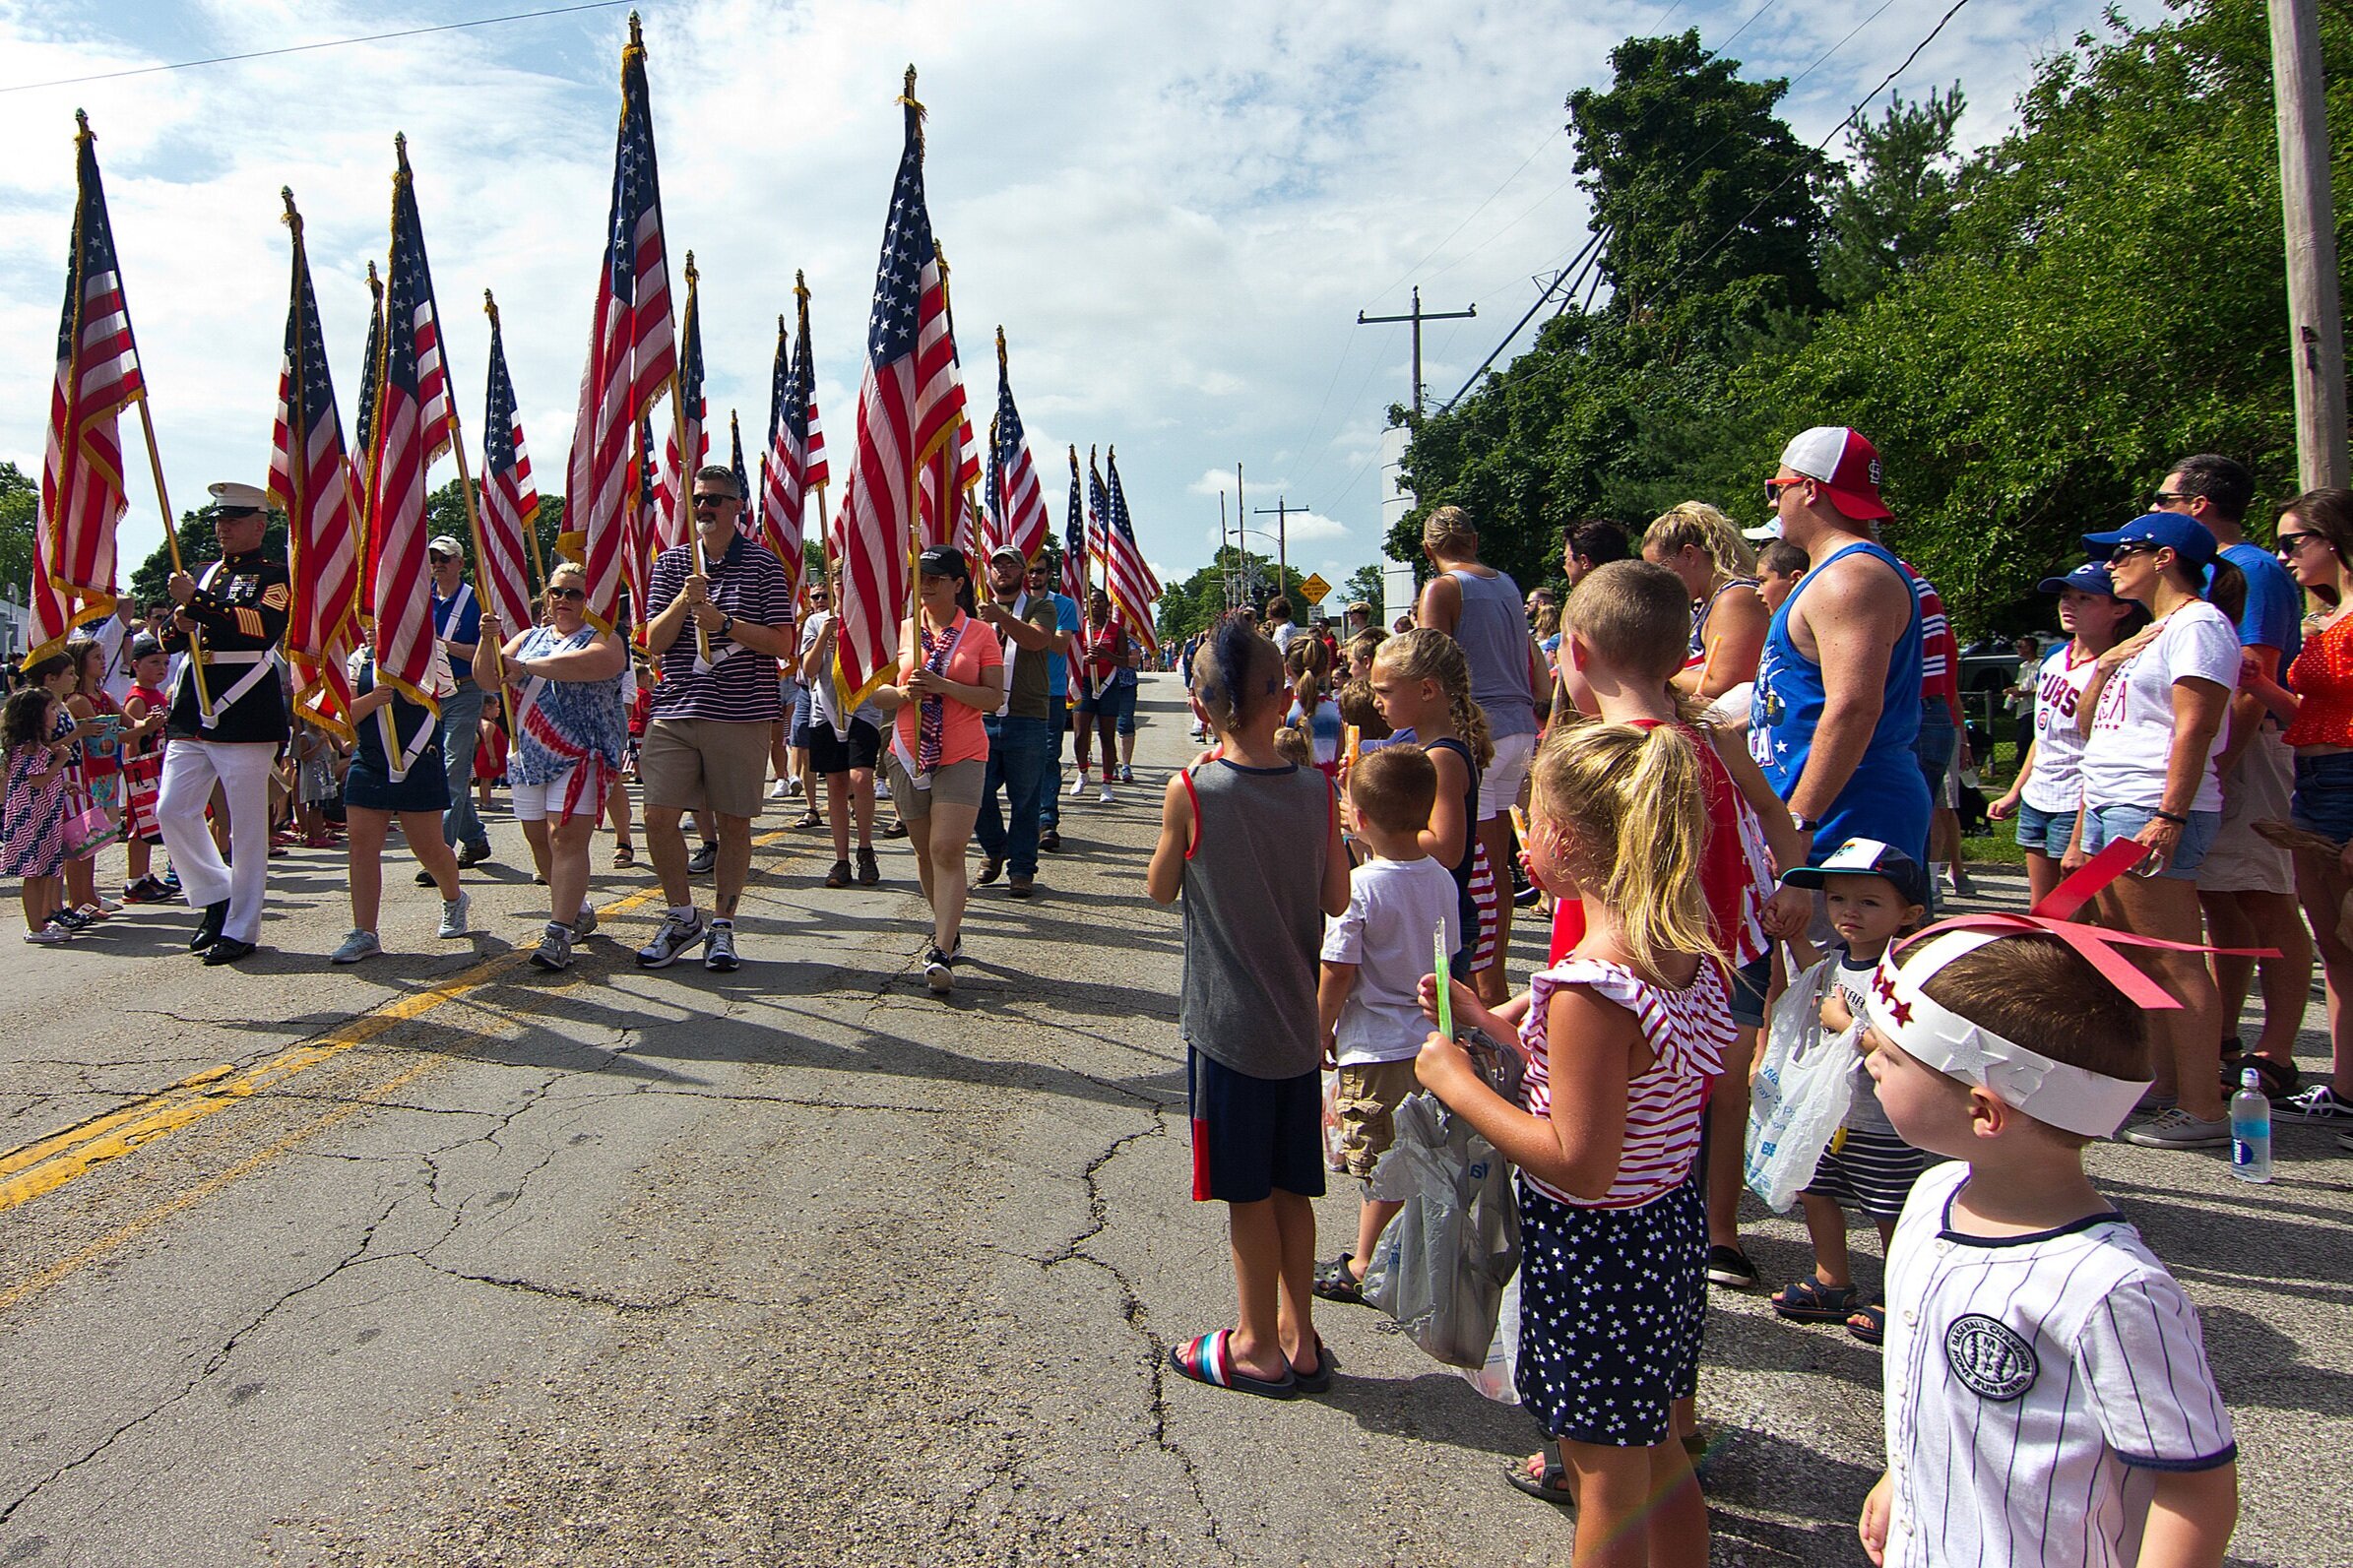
[1061,445,1086,605]
[270,190,361,740]
[658,251,707,550]
[361,135,456,758]
[988,328,1050,564]
[728,408,752,535]
[1103,447,1159,653]
[28,113,141,667]
[1086,449,1112,589]
[478,288,540,639]
[757,280,818,608]
[560,12,676,636]
[830,75,967,711]
[623,412,657,634]
[354,260,384,530]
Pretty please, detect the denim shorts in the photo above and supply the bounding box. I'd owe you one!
[1077,679,1137,733]
[1914,704,1957,797]
[2292,751,2353,846]
[2014,800,2079,857]
[2079,803,2221,881]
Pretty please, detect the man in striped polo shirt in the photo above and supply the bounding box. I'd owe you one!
[636,467,795,972]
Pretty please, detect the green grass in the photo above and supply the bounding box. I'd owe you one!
[1961,738,2030,867]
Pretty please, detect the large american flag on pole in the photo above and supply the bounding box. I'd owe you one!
[270,189,361,740]
[830,71,966,712]
[1061,445,1086,605]
[478,289,540,639]
[756,286,815,609]
[361,134,456,758]
[623,412,657,634]
[988,327,1050,565]
[559,12,676,636]
[1086,448,1112,590]
[658,251,706,550]
[1103,447,1159,653]
[28,112,140,666]
[728,409,751,533]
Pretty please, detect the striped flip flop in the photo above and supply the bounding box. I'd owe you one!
[1168,1330,1298,1400]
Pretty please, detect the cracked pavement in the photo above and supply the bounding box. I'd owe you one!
[2,676,2348,1566]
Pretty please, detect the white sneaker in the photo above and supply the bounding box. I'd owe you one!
[437,891,472,939]
[1066,775,1091,798]
[23,923,71,946]
[767,779,792,800]
[331,928,382,964]
[1098,784,1116,805]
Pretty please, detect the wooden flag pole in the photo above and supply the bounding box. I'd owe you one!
[134,399,210,714]
[668,251,713,662]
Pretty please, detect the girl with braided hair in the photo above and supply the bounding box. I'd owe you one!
[1369,628,1493,976]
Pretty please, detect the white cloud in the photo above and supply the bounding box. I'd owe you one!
[0,0,2160,592]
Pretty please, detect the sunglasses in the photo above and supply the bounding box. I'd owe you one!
[428,551,455,564]
[546,585,587,602]
[2106,541,2159,564]
[1764,477,1804,505]
[2148,490,2193,507]
[2275,532,2323,557]
[692,493,734,509]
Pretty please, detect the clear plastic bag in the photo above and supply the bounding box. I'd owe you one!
[1743,955,1857,1212]
[1361,1090,1522,1370]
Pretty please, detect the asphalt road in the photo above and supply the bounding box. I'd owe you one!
[1,675,2346,1566]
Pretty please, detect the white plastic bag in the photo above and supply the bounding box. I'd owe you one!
[1452,1267,1522,1405]
[1361,1092,1521,1369]
[1744,954,1857,1212]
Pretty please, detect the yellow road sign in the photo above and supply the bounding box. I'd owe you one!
[1299,572,1331,604]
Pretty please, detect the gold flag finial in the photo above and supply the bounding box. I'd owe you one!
[366,259,381,298]
[483,287,500,330]
[995,325,1008,370]
[901,64,919,105]
[280,186,299,232]
[628,11,644,47]
[683,249,697,285]
[794,268,809,307]
[393,129,408,162]
[74,107,91,138]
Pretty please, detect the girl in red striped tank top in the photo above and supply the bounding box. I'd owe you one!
[1416,717,1728,1562]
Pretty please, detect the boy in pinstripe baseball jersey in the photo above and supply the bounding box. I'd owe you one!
[1856,929,2237,1568]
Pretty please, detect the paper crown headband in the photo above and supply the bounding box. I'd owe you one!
[1860,839,2274,1138]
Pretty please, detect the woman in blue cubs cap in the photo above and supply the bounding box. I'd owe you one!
[2067,513,2245,1152]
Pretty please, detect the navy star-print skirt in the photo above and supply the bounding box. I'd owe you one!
[1514,1176,1706,1448]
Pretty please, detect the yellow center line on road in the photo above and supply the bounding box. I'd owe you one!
[0,828,801,1226]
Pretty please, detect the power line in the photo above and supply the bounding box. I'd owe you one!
[1363,125,1564,310]
[1438,226,1609,411]
[0,0,638,94]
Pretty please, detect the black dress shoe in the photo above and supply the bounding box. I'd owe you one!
[202,936,257,966]
[188,900,229,952]
[1039,829,1062,852]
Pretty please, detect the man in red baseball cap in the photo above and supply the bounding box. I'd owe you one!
[1750,425,1930,873]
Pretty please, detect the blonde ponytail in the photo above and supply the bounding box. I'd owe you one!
[1532,721,1718,979]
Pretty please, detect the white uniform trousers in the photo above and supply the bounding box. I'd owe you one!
[156,738,276,945]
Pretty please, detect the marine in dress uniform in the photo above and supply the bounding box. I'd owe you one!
[157,482,291,965]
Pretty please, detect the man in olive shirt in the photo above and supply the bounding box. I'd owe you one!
[973,544,1069,898]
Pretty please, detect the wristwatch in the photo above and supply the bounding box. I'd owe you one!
[1789,808,1821,834]
[719,613,734,639]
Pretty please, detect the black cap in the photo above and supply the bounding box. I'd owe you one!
[917,544,969,580]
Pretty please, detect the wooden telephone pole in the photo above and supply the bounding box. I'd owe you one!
[1356,285,1477,415]
[2270,0,2349,487]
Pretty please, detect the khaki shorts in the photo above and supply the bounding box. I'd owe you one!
[640,718,772,819]
[1334,1058,1421,1179]
[885,755,986,818]
[2196,730,2296,896]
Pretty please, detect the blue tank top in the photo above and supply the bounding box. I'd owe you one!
[1749,540,1930,863]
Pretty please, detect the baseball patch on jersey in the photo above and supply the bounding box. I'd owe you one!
[1944,1314,2039,1401]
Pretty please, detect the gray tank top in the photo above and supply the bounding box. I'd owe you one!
[1178,759,1332,1079]
[1448,567,1538,738]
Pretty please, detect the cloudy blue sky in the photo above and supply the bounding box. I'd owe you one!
[0,0,2158,597]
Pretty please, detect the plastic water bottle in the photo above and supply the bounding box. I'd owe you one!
[2230,1068,2272,1184]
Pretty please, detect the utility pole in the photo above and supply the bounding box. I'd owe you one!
[1255,497,1308,594]
[2270,0,2349,488]
[1219,492,1233,612]
[1356,284,1477,416]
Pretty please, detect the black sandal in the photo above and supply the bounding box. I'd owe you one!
[1848,1296,1886,1347]
[2220,1051,2300,1098]
[1505,1452,1576,1508]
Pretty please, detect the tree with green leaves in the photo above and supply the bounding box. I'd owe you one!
[1816,87,1969,309]
[1342,563,1387,613]
[1155,547,1307,642]
[1569,31,1829,319]
[128,505,288,609]
[0,462,33,604]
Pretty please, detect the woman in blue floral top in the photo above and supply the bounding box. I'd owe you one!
[477,561,629,972]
